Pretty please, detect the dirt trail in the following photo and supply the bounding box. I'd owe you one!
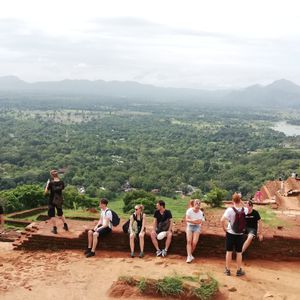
[0,242,299,300]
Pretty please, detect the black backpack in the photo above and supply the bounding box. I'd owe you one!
[106,209,120,227]
[50,181,64,208]
[122,214,141,233]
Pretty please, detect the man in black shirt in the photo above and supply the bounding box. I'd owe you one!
[150,200,173,257]
[45,170,69,234]
[242,200,263,253]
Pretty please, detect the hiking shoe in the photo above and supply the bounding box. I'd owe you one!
[161,249,167,257]
[236,268,245,276]
[130,252,135,258]
[63,223,69,231]
[84,248,92,255]
[86,251,95,258]
[51,227,58,234]
[224,268,231,276]
[139,252,144,258]
[156,249,162,257]
[186,255,193,263]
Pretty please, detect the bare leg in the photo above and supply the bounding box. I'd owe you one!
[191,232,200,253]
[165,231,173,251]
[186,231,193,257]
[226,251,232,270]
[50,217,56,227]
[139,232,145,253]
[130,233,135,253]
[91,232,99,252]
[242,235,254,253]
[150,231,159,251]
[88,230,93,248]
[58,215,67,225]
[236,252,242,270]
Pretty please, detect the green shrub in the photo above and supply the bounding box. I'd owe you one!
[123,190,156,214]
[205,186,227,207]
[192,277,218,300]
[0,184,45,213]
[156,276,183,297]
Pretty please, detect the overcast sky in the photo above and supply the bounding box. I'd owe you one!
[0,0,300,89]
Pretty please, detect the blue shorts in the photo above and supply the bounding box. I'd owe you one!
[186,224,201,233]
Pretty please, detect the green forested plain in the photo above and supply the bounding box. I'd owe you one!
[1,98,300,213]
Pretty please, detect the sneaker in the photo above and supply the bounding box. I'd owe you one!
[63,223,69,231]
[84,248,91,255]
[51,227,58,234]
[161,249,167,257]
[86,251,95,258]
[186,255,193,263]
[236,268,245,276]
[130,252,135,258]
[191,255,195,261]
[224,268,231,276]
[139,252,144,258]
[156,249,162,257]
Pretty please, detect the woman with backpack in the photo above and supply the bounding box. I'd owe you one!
[129,204,146,258]
[221,193,248,277]
[44,169,68,234]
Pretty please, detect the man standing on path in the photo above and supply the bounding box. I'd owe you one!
[221,193,248,276]
[242,200,263,254]
[150,200,173,257]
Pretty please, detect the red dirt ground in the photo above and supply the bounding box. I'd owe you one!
[1,242,300,300]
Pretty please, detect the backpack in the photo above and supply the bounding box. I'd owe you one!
[122,219,130,233]
[52,193,63,208]
[50,181,64,208]
[106,209,120,227]
[232,207,246,234]
[122,214,142,233]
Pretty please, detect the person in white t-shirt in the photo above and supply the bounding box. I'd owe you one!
[221,193,248,276]
[85,198,113,257]
[185,199,205,263]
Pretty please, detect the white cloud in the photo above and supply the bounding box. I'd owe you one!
[0,0,300,88]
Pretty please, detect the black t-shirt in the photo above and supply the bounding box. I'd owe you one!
[47,180,65,204]
[154,209,172,224]
[245,209,261,230]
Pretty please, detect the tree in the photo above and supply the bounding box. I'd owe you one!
[205,186,227,207]
[123,190,156,214]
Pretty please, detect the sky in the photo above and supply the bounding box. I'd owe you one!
[0,0,300,89]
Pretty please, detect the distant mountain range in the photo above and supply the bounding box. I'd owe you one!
[0,76,300,107]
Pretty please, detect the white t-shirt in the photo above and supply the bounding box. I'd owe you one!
[186,207,205,226]
[100,208,113,229]
[223,206,248,235]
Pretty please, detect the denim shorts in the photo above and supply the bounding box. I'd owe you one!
[186,224,201,233]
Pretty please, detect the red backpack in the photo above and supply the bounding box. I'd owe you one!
[232,207,246,234]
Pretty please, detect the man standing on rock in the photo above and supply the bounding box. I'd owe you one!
[221,193,248,276]
[242,200,263,254]
[85,198,112,258]
[45,169,69,234]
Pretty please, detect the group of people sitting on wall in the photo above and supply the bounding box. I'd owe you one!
[42,170,263,277]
